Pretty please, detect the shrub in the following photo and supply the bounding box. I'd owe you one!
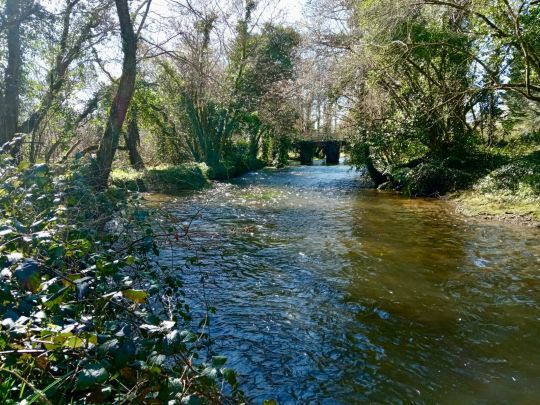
[112,163,210,194]
[0,156,242,404]
[394,161,473,196]
[474,151,540,196]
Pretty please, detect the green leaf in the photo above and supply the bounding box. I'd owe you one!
[17,161,30,171]
[181,395,203,405]
[98,338,119,358]
[63,336,85,349]
[14,260,41,292]
[0,226,14,237]
[114,340,136,367]
[75,363,109,390]
[211,356,227,368]
[123,289,148,303]
[125,255,135,265]
[223,368,237,386]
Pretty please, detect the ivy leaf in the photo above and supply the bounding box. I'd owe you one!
[181,395,203,405]
[0,226,14,237]
[223,368,238,386]
[14,260,42,292]
[63,336,85,349]
[114,340,136,367]
[211,356,227,368]
[75,363,109,390]
[123,289,148,304]
[98,339,119,357]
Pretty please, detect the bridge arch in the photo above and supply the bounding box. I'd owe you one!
[294,140,344,165]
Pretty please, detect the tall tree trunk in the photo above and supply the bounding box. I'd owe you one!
[91,0,137,189]
[362,144,387,187]
[124,111,145,170]
[0,0,23,147]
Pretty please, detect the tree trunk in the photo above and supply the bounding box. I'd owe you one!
[124,112,145,170]
[91,0,137,189]
[0,0,23,147]
[362,144,387,186]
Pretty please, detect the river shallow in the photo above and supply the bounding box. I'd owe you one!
[155,163,540,403]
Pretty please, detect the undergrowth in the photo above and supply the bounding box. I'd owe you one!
[0,155,243,404]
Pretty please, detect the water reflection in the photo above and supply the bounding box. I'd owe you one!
[157,164,540,403]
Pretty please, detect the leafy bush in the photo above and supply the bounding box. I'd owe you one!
[209,142,265,180]
[392,161,473,196]
[0,156,242,404]
[474,151,540,196]
[112,163,210,194]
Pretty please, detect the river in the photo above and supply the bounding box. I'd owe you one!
[155,162,540,403]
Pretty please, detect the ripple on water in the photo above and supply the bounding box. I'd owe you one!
[156,164,540,403]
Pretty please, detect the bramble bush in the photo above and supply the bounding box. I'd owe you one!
[0,152,242,404]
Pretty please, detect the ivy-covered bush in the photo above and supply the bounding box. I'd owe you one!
[474,151,540,195]
[390,161,473,197]
[0,155,242,404]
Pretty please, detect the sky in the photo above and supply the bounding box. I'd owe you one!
[150,0,306,26]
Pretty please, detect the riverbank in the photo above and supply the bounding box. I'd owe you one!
[371,133,540,227]
[449,136,540,227]
[111,158,265,194]
[449,191,540,228]
[112,163,211,193]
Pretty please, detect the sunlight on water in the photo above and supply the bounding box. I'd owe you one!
[156,164,540,403]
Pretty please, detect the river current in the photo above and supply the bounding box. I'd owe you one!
[155,163,540,403]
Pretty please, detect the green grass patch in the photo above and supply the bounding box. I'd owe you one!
[450,137,540,223]
[452,190,540,222]
[112,163,210,194]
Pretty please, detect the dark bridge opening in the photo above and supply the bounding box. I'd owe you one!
[295,140,343,165]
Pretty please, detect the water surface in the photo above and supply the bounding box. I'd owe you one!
[157,163,540,403]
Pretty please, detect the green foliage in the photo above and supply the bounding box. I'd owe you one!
[112,163,210,194]
[394,161,473,196]
[474,150,540,196]
[0,156,242,403]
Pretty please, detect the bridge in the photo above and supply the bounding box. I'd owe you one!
[292,134,347,165]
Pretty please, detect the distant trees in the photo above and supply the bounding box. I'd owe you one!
[229,18,301,162]
[303,0,539,191]
[0,0,305,182]
[136,0,302,173]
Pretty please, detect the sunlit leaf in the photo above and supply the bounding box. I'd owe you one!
[75,363,109,390]
[123,289,148,303]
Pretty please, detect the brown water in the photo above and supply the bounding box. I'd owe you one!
[158,163,540,404]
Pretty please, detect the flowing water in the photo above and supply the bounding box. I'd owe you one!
[156,163,540,404]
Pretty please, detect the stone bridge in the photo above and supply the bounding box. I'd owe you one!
[293,139,347,165]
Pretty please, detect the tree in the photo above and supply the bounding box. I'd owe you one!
[423,0,540,102]
[21,0,114,162]
[229,20,301,159]
[92,0,139,188]
[124,108,146,170]
[0,0,37,147]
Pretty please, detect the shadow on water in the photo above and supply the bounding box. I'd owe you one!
[156,163,540,404]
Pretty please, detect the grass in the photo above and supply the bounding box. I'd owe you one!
[111,163,210,194]
[452,190,540,223]
[449,134,540,225]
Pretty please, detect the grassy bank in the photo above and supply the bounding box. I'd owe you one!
[112,163,211,194]
[374,132,540,226]
[112,157,266,195]
[449,135,540,226]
